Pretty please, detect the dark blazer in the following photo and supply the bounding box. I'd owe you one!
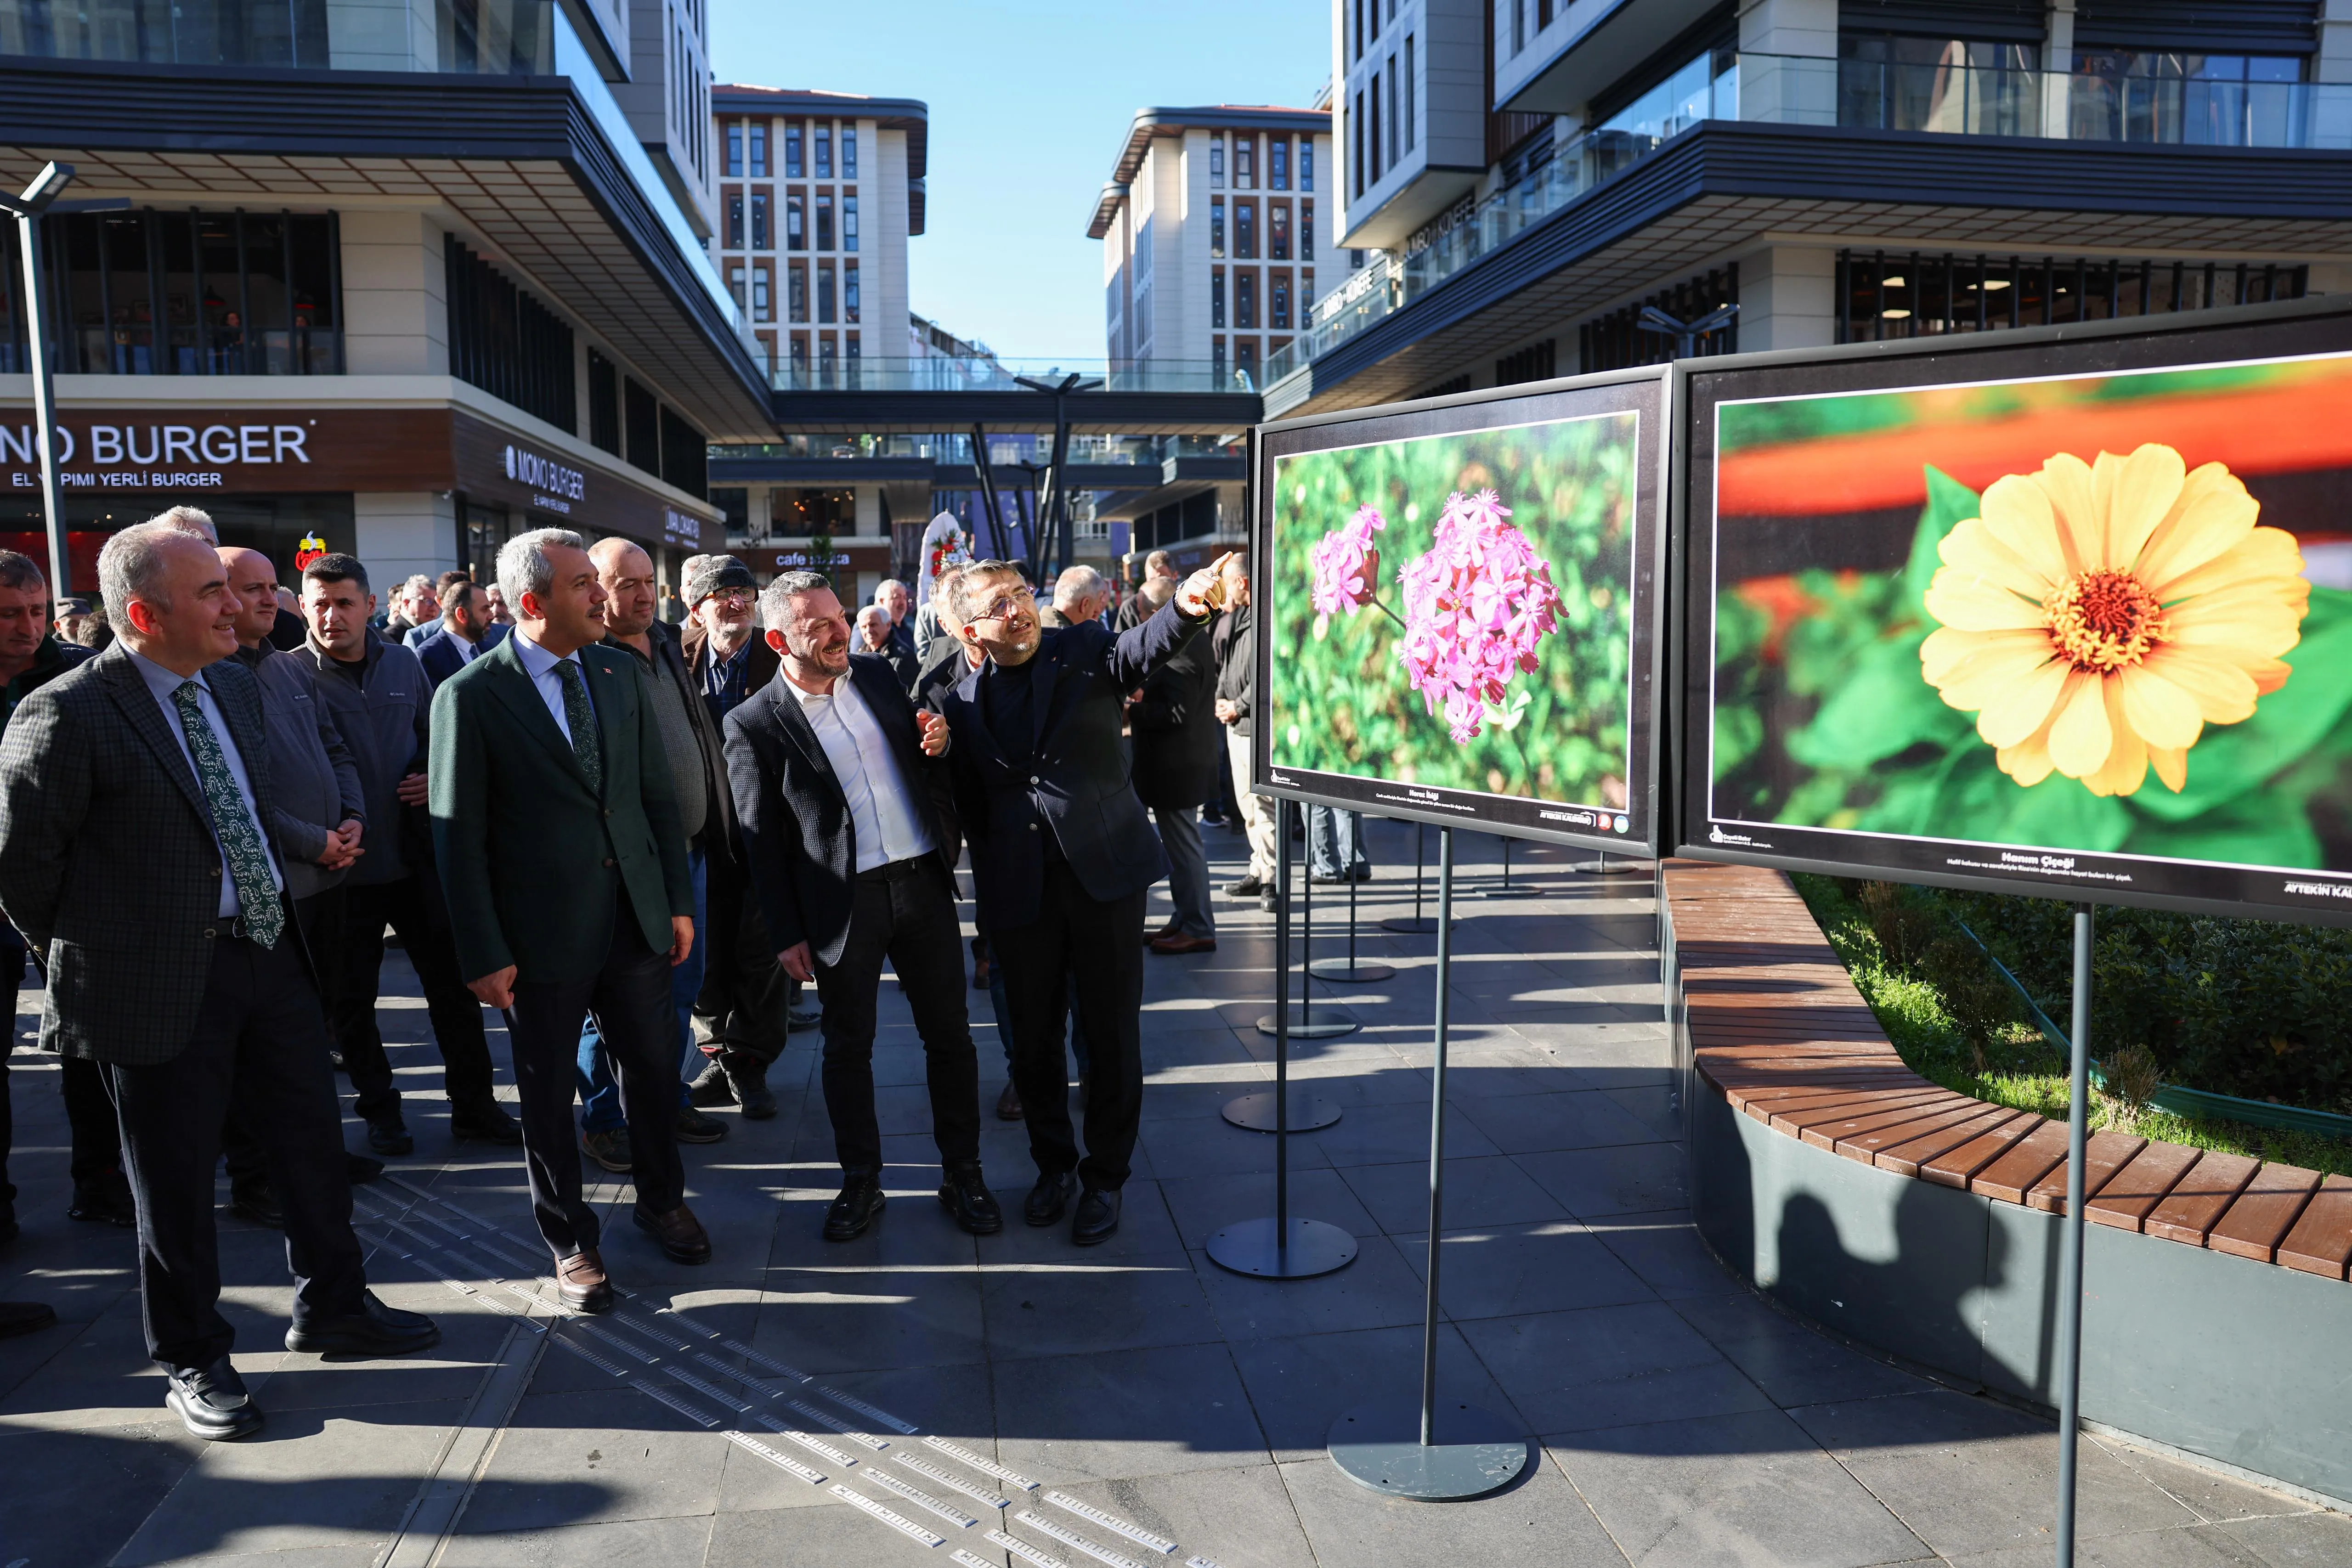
[1131,616,1219,812]
[0,646,294,1065]
[414,621,509,688]
[428,634,694,984]
[247,648,366,902]
[724,654,953,968]
[937,601,1204,929]
[285,632,431,887]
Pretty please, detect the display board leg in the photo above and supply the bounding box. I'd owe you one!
[1479,834,1520,897]
[1257,806,1358,1038]
[1571,848,1638,874]
[1209,802,1356,1279]
[1382,819,1441,934]
[1329,829,1529,1500]
[2054,902,2094,1568]
[1311,848,1395,984]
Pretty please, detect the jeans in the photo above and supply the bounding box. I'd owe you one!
[1154,806,1215,938]
[576,847,705,1133]
[1227,729,1276,882]
[1309,805,1368,879]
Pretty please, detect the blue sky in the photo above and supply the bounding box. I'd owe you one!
[711,0,1333,360]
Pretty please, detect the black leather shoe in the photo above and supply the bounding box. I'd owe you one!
[1073,1186,1122,1246]
[1023,1171,1075,1227]
[165,1357,263,1440]
[824,1172,886,1242]
[68,1175,136,1228]
[450,1100,524,1145]
[228,1179,286,1230]
[366,1115,413,1156]
[725,1059,777,1120]
[1225,874,1266,898]
[0,1300,55,1338]
[285,1290,441,1357]
[937,1164,1002,1235]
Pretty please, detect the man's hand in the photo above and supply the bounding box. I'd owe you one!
[669,916,695,968]
[1175,552,1239,618]
[467,965,517,1010]
[1215,697,1238,725]
[776,941,815,983]
[917,708,950,756]
[395,770,429,806]
[315,819,365,870]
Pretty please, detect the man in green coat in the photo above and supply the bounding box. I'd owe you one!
[429,528,703,1314]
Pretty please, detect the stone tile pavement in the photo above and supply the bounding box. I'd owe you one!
[2,817,2346,1568]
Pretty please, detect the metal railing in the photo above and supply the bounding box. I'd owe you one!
[769,357,1257,394]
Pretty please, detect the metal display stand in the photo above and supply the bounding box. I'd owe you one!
[1205,808,1357,1280]
[1230,800,1345,1132]
[1309,852,1394,984]
[1329,829,1530,1500]
[1478,834,1522,897]
[1381,820,1447,934]
[2054,902,2094,1568]
[1254,802,1359,1041]
[1571,849,1639,875]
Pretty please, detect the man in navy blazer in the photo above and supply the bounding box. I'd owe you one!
[933,554,1232,1243]
[413,580,509,688]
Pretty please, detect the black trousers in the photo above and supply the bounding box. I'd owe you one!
[694,863,792,1068]
[330,870,495,1120]
[992,857,1147,1192]
[0,943,155,1201]
[814,859,980,1176]
[103,929,367,1372]
[507,896,683,1256]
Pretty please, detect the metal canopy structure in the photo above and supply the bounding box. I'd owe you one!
[766,385,1261,437]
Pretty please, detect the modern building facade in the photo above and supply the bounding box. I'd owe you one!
[0,0,756,602]
[1274,0,2352,415]
[711,84,924,387]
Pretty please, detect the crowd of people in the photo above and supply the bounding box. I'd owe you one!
[0,507,1322,1448]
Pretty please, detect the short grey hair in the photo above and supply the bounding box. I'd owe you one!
[855,604,892,638]
[400,573,435,598]
[875,578,909,602]
[147,505,218,544]
[1052,565,1106,613]
[1143,549,1175,580]
[945,560,1023,627]
[99,520,207,627]
[498,527,587,612]
[760,569,833,632]
[929,564,969,632]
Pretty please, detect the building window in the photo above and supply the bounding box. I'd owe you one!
[1351,247,1366,269]
[786,193,805,249]
[2068,49,2303,145]
[1369,74,1382,182]
[1580,265,1738,370]
[1832,249,2303,343]
[1353,92,1365,196]
[790,335,808,371]
[1352,0,1362,59]
[623,375,659,474]
[815,194,834,251]
[1210,198,1225,258]
[725,124,743,176]
[1301,142,1314,191]
[729,264,746,310]
[818,262,836,323]
[786,122,804,177]
[1210,134,1224,187]
[1271,203,1290,260]
[1389,55,1401,166]
[788,264,808,322]
[725,194,744,248]
[750,123,768,176]
[752,268,771,322]
[844,261,859,322]
[1213,336,1226,382]
[1237,271,1256,328]
[820,336,837,374]
[843,193,858,252]
[1301,199,1315,260]
[588,348,620,454]
[1272,138,1289,190]
[444,234,572,428]
[1494,338,1554,385]
[751,192,770,249]
[815,124,833,177]
[1236,135,1255,188]
[1236,337,1258,382]
[1211,270,1225,328]
[1272,276,1290,330]
[842,126,857,177]
[1301,267,1315,309]
[1236,201,1256,259]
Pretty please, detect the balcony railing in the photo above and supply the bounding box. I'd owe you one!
[1269,54,2352,386]
[771,358,1258,394]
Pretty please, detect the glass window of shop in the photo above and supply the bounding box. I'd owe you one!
[0,0,548,71]
[0,492,356,593]
[1,208,340,377]
[776,488,854,534]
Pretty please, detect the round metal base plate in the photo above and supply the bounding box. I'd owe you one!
[1571,858,1640,875]
[1204,1216,1358,1278]
[1327,1398,1531,1501]
[1307,958,1395,983]
[1221,1089,1342,1133]
[1378,915,1450,934]
[1254,1005,1359,1039]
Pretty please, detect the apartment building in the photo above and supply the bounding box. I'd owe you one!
[1274,0,2352,414]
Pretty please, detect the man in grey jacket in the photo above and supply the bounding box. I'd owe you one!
[290,555,518,1154]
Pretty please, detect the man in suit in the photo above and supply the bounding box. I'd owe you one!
[725,573,990,1240]
[0,521,437,1439]
[934,554,1231,1244]
[873,578,916,664]
[430,528,705,1311]
[403,571,473,649]
[413,578,510,686]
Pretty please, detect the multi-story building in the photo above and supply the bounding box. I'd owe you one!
[1273,0,2352,415]
[0,0,759,602]
[711,85,924,385]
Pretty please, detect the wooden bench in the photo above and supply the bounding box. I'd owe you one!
[1663,859,2352,1283]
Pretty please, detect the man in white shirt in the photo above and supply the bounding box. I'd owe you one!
[720,571,997,1242]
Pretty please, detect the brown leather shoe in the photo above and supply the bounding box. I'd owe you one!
[554,1249,613,1314]
[633,1202,712,1265]
[1149,932,1217,955]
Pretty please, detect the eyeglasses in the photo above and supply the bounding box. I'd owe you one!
[972,586,1035,622]
[707,587,755,607]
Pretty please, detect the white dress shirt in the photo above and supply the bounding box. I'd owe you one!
[786,666,936,873]
[509,625,594,743]
[126,648,286,917]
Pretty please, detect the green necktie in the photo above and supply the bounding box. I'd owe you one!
[555,659,603,794]
[172,681,284,949]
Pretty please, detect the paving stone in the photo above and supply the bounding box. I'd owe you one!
[978,1251,1219,1360]
[1454,1086,1667,1155]
[1666,1291,1936,1408]
[2223,1509,2352,1566]
[1340,1154,1574,1234]
[1390,1220,1656,1320]
[1461,1302,1776,1436]
[1585,1209,1740,1300]
[0,1416,204,1568]
[1039,1462,1318,1568]
[1516,1141,1689,1218]
[460,1388,732,1533]
[1192,1231,1429,1343]
[441,1513,716,1567]
[1159,1165,1378,1249]
[1277,1446,1627,1567]
[991,1341,1267,1484]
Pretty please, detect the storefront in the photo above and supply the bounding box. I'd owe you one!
[741,539,896,605]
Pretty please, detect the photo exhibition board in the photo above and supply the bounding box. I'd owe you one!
[1677,305,2352,925]
[1255,367,1668,854]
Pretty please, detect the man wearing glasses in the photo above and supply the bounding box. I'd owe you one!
[935,555,1233,1245]
[680,558,777,723]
